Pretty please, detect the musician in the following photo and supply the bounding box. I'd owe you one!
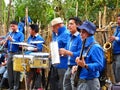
[50,17,70,90]
[72,21,105,90]
[109,14,120,84]
[25,24,44,90]
[59,17,82,90]
[0,20,24,90]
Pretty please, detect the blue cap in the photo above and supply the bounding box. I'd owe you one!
[77,21,96,34]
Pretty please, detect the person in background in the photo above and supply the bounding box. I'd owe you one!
[25,24,44,90]
[18,19,25,34]
[0,20,24,90]
[109,14,120,84]
[72,21,105,90]
[50,17,70,90]
[59,17,82,90]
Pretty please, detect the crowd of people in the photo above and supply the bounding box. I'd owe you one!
[0,14,119,90]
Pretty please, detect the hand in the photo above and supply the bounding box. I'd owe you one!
[0,40,6,45]
[109,36,116,42]
[71,66,78,74]
[27,47,35,51]
[7,36,13,41]
[59,48,67,56]
[75,57,86,68]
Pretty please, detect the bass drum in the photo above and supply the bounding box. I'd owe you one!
[13,55,34,72]
[29,52,49,68]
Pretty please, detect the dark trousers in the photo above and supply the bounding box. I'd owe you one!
[26,68,42,89]
[7,53,20,90]
[49,66,66,90]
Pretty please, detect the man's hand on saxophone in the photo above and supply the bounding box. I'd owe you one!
[109,36,119,42]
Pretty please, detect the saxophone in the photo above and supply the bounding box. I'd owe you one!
[103,42,112,64]
[103,22,116,85]
[103,22,117,63]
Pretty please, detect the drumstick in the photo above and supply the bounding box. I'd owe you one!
[42,44,50,52]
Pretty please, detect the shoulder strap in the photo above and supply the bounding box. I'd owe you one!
[84,42,98,57]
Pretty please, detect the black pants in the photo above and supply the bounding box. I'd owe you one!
[7,53,20,90]
[49,66,66,90]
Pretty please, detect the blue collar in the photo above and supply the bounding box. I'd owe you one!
[70,31,79,37]
[84,36,96,47]
[57,26,67,35]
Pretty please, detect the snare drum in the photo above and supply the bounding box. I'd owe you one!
[29,52,49,68]
[13,55,34,72]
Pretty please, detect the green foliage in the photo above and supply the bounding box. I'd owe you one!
[10,0,120,29]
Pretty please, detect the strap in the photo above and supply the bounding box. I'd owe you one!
[84,42,98,57]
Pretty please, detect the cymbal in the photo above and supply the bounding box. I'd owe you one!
[30,41,44,44]
[11,42,36,47]
[29,52,49,57]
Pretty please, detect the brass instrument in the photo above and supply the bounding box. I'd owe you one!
[103,22,117,63]
[103,22,116,85]
[103,42,112,64]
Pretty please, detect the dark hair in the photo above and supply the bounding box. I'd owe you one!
[117,14,120,17]
[29,24,39,33]
[69,17,82,25]
[10,20,18,25]
[21,19,25,23]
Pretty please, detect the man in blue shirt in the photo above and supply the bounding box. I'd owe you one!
[109,14,120,84]
[25,24,44,90]
[59,17,82,90]
[72,21,105,90]
[50,17,70,90]
[18,19,25,34]
[0,20,24,90]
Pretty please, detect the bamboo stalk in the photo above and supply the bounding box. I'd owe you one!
[102,6,107,28]
[99,11,102,29]
[76,1,78,17]
[25,7,28,41]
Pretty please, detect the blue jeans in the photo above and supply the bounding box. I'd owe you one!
[63,67,77,90]
[113,54,120,83]
[77,78,100,90]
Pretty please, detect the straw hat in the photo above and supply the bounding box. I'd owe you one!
[51,17,63,26]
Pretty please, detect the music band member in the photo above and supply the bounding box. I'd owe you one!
[59,17,82,90]
[0,20,24,90]
[72,21,105,90]
[109,14,120,84]
[26,24,44,90]
[50,17,70,90]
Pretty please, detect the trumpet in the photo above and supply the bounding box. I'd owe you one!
[0,32,11,50]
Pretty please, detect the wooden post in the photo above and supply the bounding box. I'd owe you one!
[99,11,102,29]
[25,7,29,41]
[7,0,12,32]
[0,0,2,35]
[102,6,107,28]
[76,1,78,17]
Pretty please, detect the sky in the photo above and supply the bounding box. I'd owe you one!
[4,0,9,6]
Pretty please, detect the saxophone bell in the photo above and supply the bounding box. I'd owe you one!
[103,42,112,64]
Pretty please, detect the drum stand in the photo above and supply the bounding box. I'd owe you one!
[45,62,53,90]
[21,46,28,90]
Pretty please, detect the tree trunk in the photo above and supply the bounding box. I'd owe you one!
[7,0,12,32]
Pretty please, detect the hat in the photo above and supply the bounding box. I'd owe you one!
[51,17,63,26]
[77,21,96,34]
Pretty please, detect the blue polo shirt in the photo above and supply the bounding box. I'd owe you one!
[66,31,82,66]
[18,22,25,34]
[6,30,24,52]
[27,33,44,51]
[52,26,70,69]
[79,36,105,80]
[112,26,120,54]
